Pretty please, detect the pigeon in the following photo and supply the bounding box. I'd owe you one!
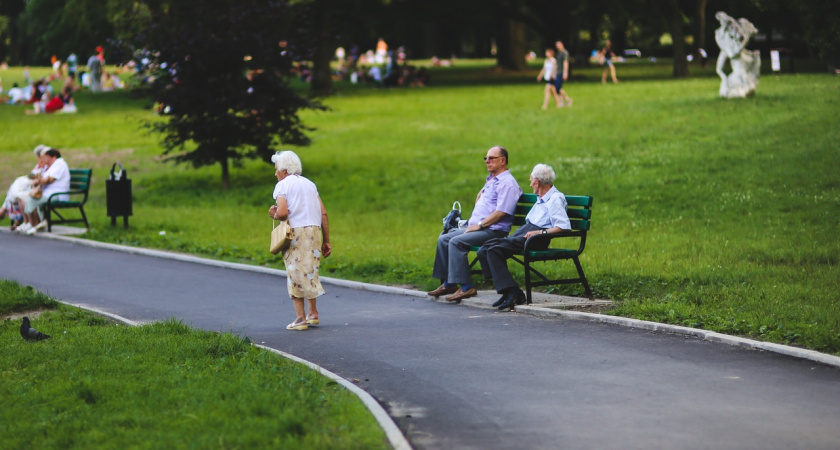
[20,316,51,341]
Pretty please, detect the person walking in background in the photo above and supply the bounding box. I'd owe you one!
[477,163,571,311]
[66,52,78,80]
[428,146,522,303]
[268,151,332,331]
[554,41,573,107]
[600,40,619,84]
[536,48,561,109]
[87,50,103,93]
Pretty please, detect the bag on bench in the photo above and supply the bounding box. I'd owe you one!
[441,201,461,235]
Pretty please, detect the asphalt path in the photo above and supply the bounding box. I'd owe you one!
[3,231,840,449]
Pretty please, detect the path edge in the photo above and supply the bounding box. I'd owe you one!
[58,300,412,450]
[39,232,840,370]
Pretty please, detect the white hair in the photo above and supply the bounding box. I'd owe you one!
[33,144,49,156]
[271,150,302,175]
[531,163,556,185]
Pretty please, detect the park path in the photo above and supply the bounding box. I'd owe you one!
[2,231,840,449]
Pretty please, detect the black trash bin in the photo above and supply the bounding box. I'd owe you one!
[106,163,132,228]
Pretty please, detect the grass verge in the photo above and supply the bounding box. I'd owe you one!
[0,280,388,448]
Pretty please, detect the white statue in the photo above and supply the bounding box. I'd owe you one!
[715,11,761,98]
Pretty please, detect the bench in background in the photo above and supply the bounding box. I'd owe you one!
[45,168,92,232]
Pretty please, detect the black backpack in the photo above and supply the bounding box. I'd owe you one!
[441,201,461,235]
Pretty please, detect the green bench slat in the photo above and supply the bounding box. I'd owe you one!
[50,201,83,207]
[45,168,92,231]
[466,192,594,300]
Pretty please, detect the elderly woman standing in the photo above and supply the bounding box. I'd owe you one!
[268,151,332,331]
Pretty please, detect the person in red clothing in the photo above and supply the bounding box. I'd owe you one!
[26,87,72,114]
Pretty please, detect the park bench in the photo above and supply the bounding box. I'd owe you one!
[45,168,92,232]
[468,193,594,303]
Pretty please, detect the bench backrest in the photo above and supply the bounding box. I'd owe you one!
[69,169,93,192]
[513,193,593,231]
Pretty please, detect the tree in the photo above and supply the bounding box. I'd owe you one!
[138,0,325,189]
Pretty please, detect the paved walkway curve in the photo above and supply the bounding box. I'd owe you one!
[3,231,840,449]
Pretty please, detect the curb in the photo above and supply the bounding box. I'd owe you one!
[58,300,412,450]
[31,230,840,371]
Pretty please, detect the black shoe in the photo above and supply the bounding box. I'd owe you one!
[498,289,525,311]
[492,293,513,308]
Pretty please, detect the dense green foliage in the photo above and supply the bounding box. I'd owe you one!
[0,281,388,448]
[1,60,838,355]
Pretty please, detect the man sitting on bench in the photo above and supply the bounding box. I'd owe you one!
[477,163,570,311]
[428,146,522,303]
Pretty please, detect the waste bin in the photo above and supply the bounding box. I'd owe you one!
[106,162,132,228]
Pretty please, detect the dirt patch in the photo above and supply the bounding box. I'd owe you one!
[559,303,617,314]
[2,308,50,321]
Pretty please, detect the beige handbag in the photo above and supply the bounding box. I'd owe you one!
[270,219,292,254]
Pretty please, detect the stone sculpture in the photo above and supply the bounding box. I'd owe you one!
[715,11,761,98]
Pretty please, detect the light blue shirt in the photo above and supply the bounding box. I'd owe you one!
[468,170,522,232]
[525,186,570,230]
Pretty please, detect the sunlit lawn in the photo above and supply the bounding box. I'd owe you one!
[1,60,838,354]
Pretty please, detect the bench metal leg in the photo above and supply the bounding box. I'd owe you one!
[572,256,593,299]
[79,206,89,229]
[524,260,533,304]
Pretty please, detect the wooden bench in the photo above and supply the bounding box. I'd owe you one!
[45,168,92,232]
[468,193,594,303]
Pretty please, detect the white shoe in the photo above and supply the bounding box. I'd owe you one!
[16,223,32,233]
[26,221,47,235]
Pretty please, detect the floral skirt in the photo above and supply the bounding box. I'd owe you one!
[283,225,326,299]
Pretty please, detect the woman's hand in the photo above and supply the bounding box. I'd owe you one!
[322,242,332,258]
[268,205,277,219]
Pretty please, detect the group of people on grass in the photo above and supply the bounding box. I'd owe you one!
[267,145,570,332]
[1,46,125,114]
[0,145,71,234]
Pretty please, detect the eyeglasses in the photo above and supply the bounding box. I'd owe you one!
[484,156,502,161]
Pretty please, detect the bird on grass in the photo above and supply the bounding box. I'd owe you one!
[20,316,51,341]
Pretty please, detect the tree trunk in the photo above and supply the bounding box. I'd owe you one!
[668,0,689,78]
[220,156,230,190]
[309,0,334,96]
[496,17,527,71]
[694,0,708,66]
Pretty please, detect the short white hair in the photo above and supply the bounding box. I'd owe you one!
[530,163,556,185]
[271,150,302,175]
[33,144,49,156]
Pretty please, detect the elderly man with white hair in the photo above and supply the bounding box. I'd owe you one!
[476,163,571,311]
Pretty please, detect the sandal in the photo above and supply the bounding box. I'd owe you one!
[306,315,319,326]
[286,319,308,331]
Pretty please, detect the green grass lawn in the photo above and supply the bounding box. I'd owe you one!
[0,280,388,448]
[1,61,838,355]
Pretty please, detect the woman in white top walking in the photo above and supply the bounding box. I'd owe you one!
[268,150,332,331]
[536,48,562,109]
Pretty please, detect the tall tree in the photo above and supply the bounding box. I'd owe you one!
[665,0,690,77]
[138,0,324,189]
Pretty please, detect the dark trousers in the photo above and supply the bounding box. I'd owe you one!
[476,223,546,293]
[433,227,507,285]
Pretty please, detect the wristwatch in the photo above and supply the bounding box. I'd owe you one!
[478,221,484,229]
[541,229,547,234]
